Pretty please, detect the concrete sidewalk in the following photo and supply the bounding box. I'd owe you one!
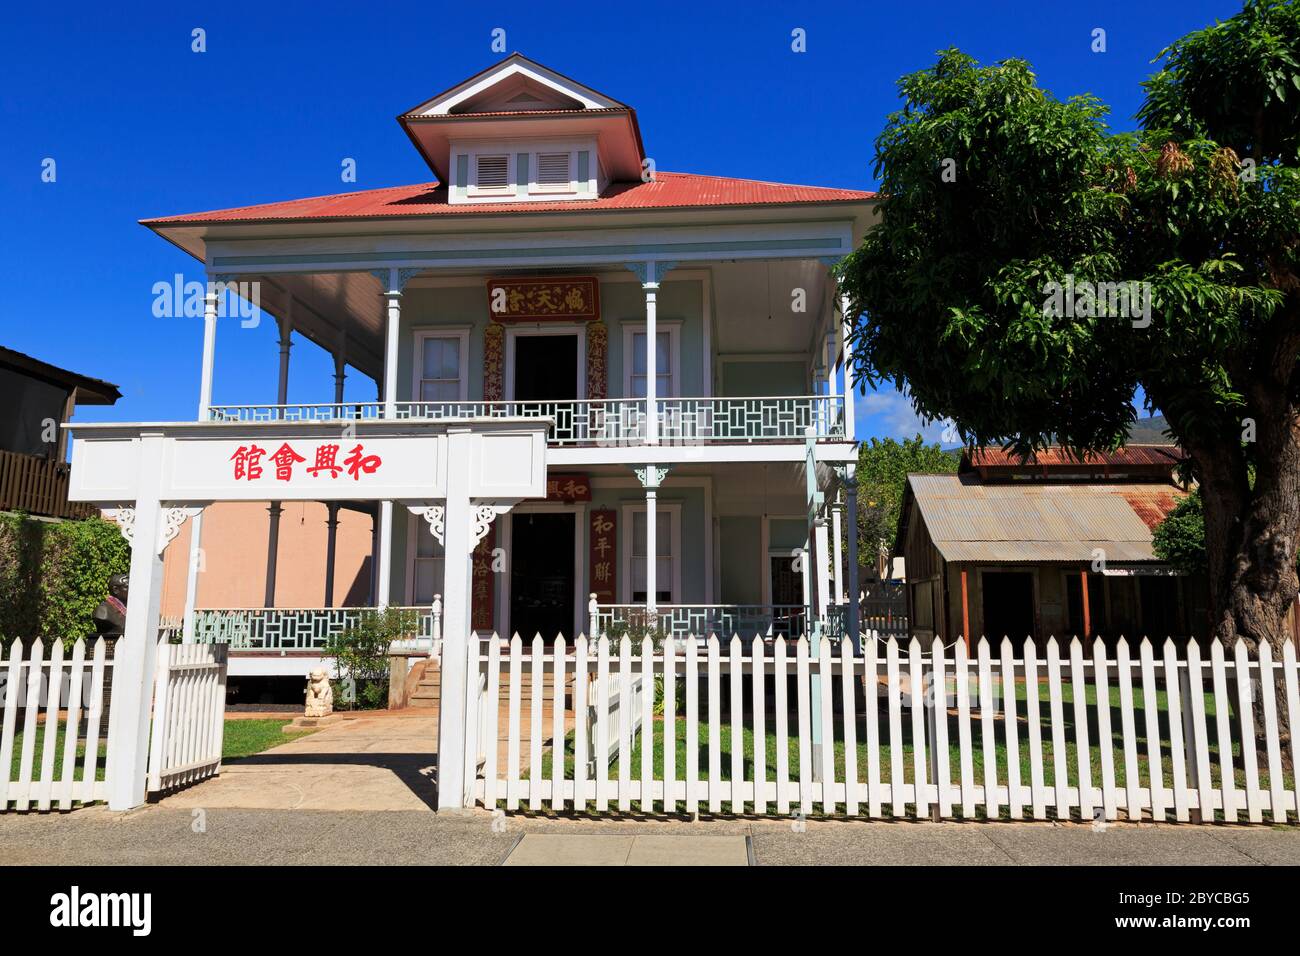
[2,807,1297,866]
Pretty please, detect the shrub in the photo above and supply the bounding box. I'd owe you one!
[323,607,416,710]
[0,513,130,647]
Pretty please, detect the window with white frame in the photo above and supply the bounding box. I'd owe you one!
[415,330,469,405]
[625,504,680,604]
[624,323,679,399]
[411,519,445,606]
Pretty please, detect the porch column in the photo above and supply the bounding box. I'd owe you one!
[814,504,832,623]
[644,280,659,445]
[105,436,167,810]
[182,284,221,643]
[831,490,846,605]
[637,465,668,616]
[841,294,857,439]
[264,307,293,607]
[376,269,404,608]
[324,350,346,606]
[844,466,861,646]
[627,260,675,444]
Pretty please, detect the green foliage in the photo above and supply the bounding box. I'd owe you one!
[0,513,130,647]
[856,435,958,566]
[323,607,414,710]
[1152,489,1208,576]
[838,39,1290,457]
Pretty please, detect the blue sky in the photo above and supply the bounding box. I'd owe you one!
[0,0,1235,440]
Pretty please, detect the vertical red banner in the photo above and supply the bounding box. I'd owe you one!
[471,526,495,632]
[589,508,617,605]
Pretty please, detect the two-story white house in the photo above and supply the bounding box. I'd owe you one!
[123,54,876,678]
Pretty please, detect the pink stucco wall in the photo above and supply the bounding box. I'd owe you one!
[160,501,373,615]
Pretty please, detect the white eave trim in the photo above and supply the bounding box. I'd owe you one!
[410,58,622,117]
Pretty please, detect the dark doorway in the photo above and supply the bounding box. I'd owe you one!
[510,512,575,641]
[770,554,803,635]
[1066,571,1107,639]
[513,334,578,401]
[981,571,1036,641]
[1139,575,1183,639]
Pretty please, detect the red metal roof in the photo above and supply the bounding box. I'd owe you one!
[140,172,875,226]
[1122,488,1184,531]
[964,445,1186,471]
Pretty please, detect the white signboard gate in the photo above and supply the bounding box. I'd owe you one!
[67,417,550,810]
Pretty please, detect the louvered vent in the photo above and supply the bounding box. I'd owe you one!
[537,152,571,186]
[476,155,509,189]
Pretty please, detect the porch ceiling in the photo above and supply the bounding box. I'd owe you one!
[710,260,835,355]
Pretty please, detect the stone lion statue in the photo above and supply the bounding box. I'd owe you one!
[304,668,333,717]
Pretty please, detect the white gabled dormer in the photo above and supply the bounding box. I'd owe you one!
[399,53,642,204]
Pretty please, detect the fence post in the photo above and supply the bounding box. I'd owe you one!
[431,594,442,657]
[145,638,172,794]
[588,593,599,639]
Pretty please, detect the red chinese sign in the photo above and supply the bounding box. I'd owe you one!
[487,276,600,322]
[589,509,617,605]
[229,443,382,482]
[471,526,495,632]
[546,473,591,502]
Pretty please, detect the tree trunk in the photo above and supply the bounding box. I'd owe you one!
[1185,331,1300,769]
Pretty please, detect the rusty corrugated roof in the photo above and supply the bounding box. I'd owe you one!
[906,474,1186,564]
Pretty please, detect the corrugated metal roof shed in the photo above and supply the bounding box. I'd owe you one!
[906,474,1186,563]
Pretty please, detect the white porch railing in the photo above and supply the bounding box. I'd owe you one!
[594,603,815,639]
[206,395,846,444]
[474,632,1300,823]
[192,606,436,651]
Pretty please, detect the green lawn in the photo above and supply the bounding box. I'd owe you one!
[220,718,316,760]
[7,717,315,781]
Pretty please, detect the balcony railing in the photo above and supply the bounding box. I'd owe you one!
[192,606,435,652]
[205,395,846,444]
[594,604,822,639]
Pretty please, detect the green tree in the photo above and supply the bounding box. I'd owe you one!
[1152,489,1208,576]
[856,435,957,568]
[838,2,1300,673]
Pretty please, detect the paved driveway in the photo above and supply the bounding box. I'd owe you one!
[163,713,440,812]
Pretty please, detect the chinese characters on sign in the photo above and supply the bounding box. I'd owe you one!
[471,527,495,632]
[589,508,617,605]
[230,443,383,482]
[546,473,591,502]
[487,276,600,322]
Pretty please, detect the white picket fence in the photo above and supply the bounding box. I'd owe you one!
[473,632,1300,823]
[0,638,112,812]
[147,639,229,794]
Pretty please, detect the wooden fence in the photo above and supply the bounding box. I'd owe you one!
[147,639,228,794]
[0,450,97,519]
[0,638,112,812]
[473,632,1299,823]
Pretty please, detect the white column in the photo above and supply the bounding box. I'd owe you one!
[831,492,846,605]
[265,309,293,607]
[437,427,477,810]
[646,481,658,613]
[644,279,659,445]
[197,286,219,419]
[106,436,167,810]
[840,294,856,439]
[815,504,831,622]
[377,271,402,608]
[183,284,221,643]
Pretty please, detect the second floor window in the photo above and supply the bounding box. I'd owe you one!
[629,330,673,399]
[419,334,465,402]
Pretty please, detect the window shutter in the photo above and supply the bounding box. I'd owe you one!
[537,152,571,186]
[476,155,509,189]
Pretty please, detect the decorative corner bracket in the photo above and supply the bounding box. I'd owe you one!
[369,267,426,294]
[107,504,205,554]
[625,261,678,286]
[471,501,517,547]
[408,504,445,545]
[634,465,671,489]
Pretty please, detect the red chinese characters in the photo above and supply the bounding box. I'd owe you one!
[230,442,383,482]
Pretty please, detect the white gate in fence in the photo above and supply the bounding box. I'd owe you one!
[0,638,112,812]
[471,632,1300,824]
[147,639,228,794]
